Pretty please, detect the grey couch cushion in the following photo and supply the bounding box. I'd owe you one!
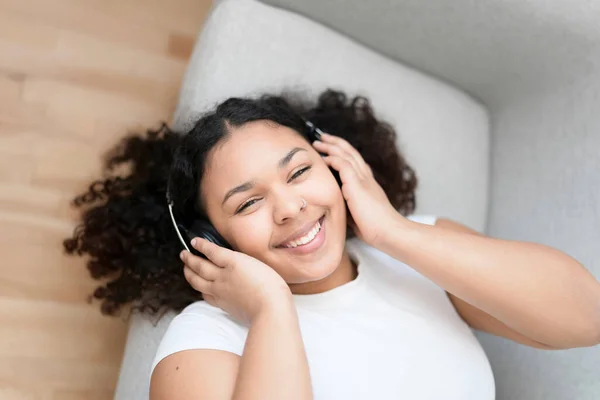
[261,0,600,108]
[260,1,600,399]
[113,0,489,399]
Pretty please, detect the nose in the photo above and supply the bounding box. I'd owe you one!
[273,191,306,224]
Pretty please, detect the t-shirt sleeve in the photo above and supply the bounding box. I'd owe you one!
[150,301,247,375]
[407,214,438,226]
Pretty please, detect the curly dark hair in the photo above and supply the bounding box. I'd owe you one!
[63,89,418,318]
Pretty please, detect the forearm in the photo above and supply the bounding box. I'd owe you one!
[377,217,600,348]
[233,298,312,400]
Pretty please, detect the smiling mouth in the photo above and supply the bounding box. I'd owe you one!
[276,215,325,249]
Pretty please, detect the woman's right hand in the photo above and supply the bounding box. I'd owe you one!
[181,237,292,324]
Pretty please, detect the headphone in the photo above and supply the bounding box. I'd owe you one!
[166,120,340,259]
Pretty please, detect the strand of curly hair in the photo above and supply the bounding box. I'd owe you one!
[63,89,418,319]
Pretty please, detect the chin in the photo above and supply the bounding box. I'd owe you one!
[291,242,344,284]
[302,262,339,283]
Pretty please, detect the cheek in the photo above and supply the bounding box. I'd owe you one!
[226,212,272,254]
[310,165,343,202]
[319,177,348,236]
[312,169,346,215]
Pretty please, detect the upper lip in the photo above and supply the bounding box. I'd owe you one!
[276,216,323,247]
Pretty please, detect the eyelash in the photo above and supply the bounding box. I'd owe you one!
[236,166,312,213]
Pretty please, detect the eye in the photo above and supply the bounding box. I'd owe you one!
[236,198,260,214]
[288,166,311,183]
[235,166,312,214]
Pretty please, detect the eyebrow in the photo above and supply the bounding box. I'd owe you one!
[221,147,307,206]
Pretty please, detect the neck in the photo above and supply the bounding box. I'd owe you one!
[289,248,357,295]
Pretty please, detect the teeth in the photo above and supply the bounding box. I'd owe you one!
[283,221,321,248]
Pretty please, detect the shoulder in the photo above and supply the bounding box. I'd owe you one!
[348,214,465,318]
[346,213,440,278]
[346,214,439,260]
[347,213,438,258]
[406,214,484,236]
[150,301,247,375]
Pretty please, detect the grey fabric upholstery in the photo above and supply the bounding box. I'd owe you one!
[260,0,600,108]
[114,0,600,398]
[260,1,600,399]
[259,0,600,398]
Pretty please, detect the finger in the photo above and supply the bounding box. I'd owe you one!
[183,266,213,294]
[313,140,363,178]
[191,237,233,267]
[182,251,220,281]
[323,155,360,185]
[318,133,371,176]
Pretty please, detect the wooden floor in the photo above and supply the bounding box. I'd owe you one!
[0,0,212,398]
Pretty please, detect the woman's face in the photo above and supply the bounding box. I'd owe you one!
[200,120,348,285]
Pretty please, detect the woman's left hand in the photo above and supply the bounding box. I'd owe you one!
[312,133,404,247]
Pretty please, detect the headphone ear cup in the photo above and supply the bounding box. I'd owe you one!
[176,220,231,258]
[187,219,232,255]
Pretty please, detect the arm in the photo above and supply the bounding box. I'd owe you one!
[150,295,312,400]
[374,215,600,349]
[150,349,239,400]
[233,297,312,400]
[309,132,600,349]
[435,219,561,350]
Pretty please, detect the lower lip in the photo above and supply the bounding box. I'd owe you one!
[278,215,326,255]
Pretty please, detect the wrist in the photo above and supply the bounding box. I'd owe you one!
[373,212,413,251]
[252,288,295,322]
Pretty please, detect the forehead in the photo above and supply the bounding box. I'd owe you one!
[201,120,308,197]
[209,120,306,168]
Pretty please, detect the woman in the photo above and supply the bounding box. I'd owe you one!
[64,89,600,400]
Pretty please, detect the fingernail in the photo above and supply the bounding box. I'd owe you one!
[180,251,185,261]
[191,238,197,246]
[313,140,323,145]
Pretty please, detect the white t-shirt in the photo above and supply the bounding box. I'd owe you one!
[151,214,495,399]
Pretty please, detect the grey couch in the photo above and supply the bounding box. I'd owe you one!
[114,1,600,399]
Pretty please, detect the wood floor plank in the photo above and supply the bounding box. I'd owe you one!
[0,153,35,184]
[56,30,187,85]
[0,383,45,400]
[0,74,23,101]
[0,0,209,37]
[0,183,63,216]
[22,77,171,125]
[0,40,57,77]
[0,10,60,49]
[0,0,170,55]
[0,297,127,362]
[0,357,121,392]
[0,242,99,303]
[51,388,114,400]
[0,0,211,396]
